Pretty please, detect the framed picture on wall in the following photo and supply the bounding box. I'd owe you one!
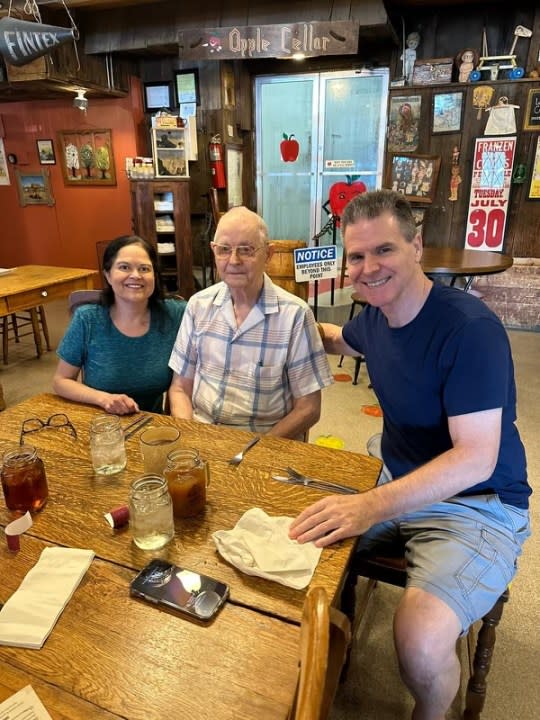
[523,88,540,131]
[58,129,116,185]
[432,91,463,134]
[15,169,55,206]
[175,70,199,106]
[143,82,173,112]
[385,154,441,204]
[226,143,243,208]
[36,139,56,165]
[387,95,421,152]
[528,135,540,200]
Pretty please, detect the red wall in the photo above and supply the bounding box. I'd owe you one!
[0,79,145,271]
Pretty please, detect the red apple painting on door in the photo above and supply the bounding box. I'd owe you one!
[280,134,299,162]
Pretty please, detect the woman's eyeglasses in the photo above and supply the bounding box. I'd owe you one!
[20,413,78,446]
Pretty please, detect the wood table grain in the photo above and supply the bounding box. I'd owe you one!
[0,394,382,624]
[0,535,300,720]
[421,247,513,291]
[0,265,98,317]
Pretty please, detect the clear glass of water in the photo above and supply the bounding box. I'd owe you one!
[129,475,174,550]
[90,415,127,475]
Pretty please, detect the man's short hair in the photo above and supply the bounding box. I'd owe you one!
[341,189,417,243]
[215,206,269,246]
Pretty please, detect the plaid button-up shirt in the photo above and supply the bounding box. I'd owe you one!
[169,275,333,432]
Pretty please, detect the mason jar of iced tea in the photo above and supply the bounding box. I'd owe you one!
[164,449,209,518]
[1,445,49,512]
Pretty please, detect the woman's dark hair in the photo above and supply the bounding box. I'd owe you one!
[101,235,165,310]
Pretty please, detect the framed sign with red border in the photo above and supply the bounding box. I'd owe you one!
[465,136,516,251]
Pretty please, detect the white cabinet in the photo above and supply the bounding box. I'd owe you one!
[151,127,189,179]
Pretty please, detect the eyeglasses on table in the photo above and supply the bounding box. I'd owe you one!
[19,413,78,445]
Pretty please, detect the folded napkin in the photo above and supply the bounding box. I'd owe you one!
[0,547,95,649]
[212,507,322,590]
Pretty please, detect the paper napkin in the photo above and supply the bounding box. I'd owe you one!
[0,547,95,649]
[212,507,322,590]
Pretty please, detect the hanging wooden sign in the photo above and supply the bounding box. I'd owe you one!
[465,136,516,251]
[179,21,359,60]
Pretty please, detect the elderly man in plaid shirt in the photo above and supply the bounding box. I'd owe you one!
[168,206,333,439]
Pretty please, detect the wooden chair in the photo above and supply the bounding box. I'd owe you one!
[289,586,351,720]
[337,291,367,384]
[209,186,225,228]
[340,554,509,720]
[2,306,51,364]
[69,289,102,315]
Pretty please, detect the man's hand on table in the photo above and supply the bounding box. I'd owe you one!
[289,492,377,548]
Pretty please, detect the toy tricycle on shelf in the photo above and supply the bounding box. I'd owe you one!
[470,25,532,81]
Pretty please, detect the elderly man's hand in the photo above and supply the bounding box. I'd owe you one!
[288,493,376,548]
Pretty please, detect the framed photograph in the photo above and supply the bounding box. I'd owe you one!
[0,137,9,186]
[385,154,441,204]
[221,62,236,110]
[387,95,421,152]
[175,70,199,106]
[528,136,540,200]
[58,129,116,185]
[226,143,243,208]
[36,139,56,165]
[143,81,174,112]
[412,57,453,86]
[15,169,54,206]
[523,88,540,131]
[432,91,464,134]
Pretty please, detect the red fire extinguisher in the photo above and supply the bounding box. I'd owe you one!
[209,134,226,189]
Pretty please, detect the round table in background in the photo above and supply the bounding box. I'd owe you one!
[421,247,513,291]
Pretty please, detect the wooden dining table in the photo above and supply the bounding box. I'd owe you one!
[0,394,382,719]
[0,265,99,318]
[421,247,513,291]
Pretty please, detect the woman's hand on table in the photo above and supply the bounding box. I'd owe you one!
[98,392,139,415]
[289,492,377,548]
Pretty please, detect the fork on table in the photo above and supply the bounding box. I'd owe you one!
[228,436,261,466]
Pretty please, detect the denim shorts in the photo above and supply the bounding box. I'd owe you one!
[362,436,531,632]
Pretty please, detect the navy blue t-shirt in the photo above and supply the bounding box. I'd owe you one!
[342,283,530,508]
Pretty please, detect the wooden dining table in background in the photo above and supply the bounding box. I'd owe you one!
[0,265,99,317]
[0,394,381,718]
[421,247,513,291]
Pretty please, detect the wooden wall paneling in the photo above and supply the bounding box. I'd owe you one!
[387,79,540,257]
[526,9,540,73]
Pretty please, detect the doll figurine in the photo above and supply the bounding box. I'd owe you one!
[402,32,420,85]
[455,48,479,83]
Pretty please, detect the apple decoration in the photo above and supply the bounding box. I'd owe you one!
[328,176,367,226]
[280,133,300,162]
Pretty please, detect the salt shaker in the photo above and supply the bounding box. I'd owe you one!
[129,474,174,550]
[90,415,127,475]
[1,444,48,512]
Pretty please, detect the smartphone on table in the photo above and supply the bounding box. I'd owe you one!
[130,559,229,621]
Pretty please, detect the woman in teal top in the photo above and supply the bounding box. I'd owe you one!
[53,235,186,414]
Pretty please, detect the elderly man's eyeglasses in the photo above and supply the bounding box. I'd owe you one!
[211,243,265,259]
[20,413,78,446]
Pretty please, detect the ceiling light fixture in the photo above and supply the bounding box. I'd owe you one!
[292,53,306,61]
[73,89,88,112]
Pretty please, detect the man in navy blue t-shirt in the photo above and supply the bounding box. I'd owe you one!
[290,190,531,720]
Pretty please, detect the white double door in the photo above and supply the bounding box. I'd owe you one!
[255,69,389,243]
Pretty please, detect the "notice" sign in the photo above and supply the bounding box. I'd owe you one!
[294,246,338,282]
